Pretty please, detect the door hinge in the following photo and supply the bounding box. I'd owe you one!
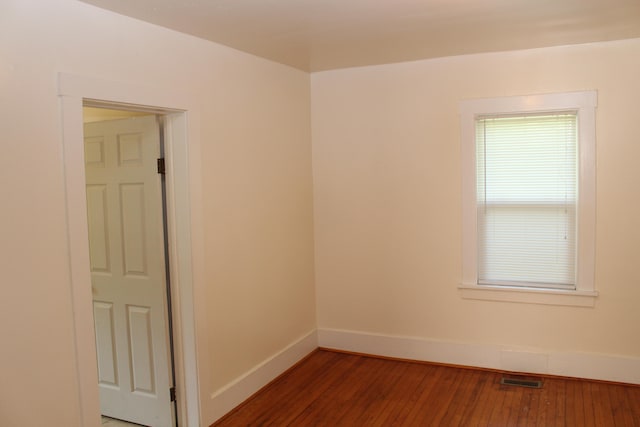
[157,158,166,175]
[170,386,176,402]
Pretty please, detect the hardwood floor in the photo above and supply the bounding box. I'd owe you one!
[212,349,640,426]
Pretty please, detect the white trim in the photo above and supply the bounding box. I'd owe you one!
[58,73,207,427]
[459,91,597,118]
[209,330,318,424]
[458,284,597,307]
[318,328,640,385]
[58,73,193,112]
[59,95,101,427]
[459,91,598,305]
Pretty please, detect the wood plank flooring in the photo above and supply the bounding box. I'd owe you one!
[212,349,640,426]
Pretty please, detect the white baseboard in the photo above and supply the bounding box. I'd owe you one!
[318,328,640,385]
[208,330,318,424]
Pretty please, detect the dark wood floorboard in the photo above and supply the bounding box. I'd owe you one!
[212,349,640,427]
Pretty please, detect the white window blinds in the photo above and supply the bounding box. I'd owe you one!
[475,113,578,289]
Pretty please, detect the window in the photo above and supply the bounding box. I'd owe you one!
[459,92,597,306]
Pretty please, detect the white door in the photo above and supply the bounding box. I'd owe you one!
[84,115,173,427]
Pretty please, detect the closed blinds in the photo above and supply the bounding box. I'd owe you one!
[475,113,577,289]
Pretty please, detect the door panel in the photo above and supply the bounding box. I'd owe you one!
[86,185,110,272]
[84,115,173,427]
[120,183,147,275]
[128,305,155,394]
[93,301,118,386]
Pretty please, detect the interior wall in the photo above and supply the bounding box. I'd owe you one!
[0,1,315,426]
[311,38,640,363]
[82,107,150,123]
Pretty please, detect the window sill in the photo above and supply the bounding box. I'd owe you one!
[458,284,598,307]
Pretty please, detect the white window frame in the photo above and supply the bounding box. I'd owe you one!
[459,91,598,307]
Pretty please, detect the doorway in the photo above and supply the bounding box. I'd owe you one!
[83,107,176,427]
[59,72,204,427]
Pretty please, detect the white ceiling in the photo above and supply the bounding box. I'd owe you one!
[79,0,640,72]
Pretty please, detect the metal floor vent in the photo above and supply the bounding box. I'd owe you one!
[500,377,543,389]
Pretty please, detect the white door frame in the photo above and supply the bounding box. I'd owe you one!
[58,73,209,427]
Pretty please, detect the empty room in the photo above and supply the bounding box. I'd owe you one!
[1,0,639,426]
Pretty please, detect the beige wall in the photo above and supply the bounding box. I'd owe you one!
[312,39,640,356]
[83,107,150,123]
[0,1,315,426]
